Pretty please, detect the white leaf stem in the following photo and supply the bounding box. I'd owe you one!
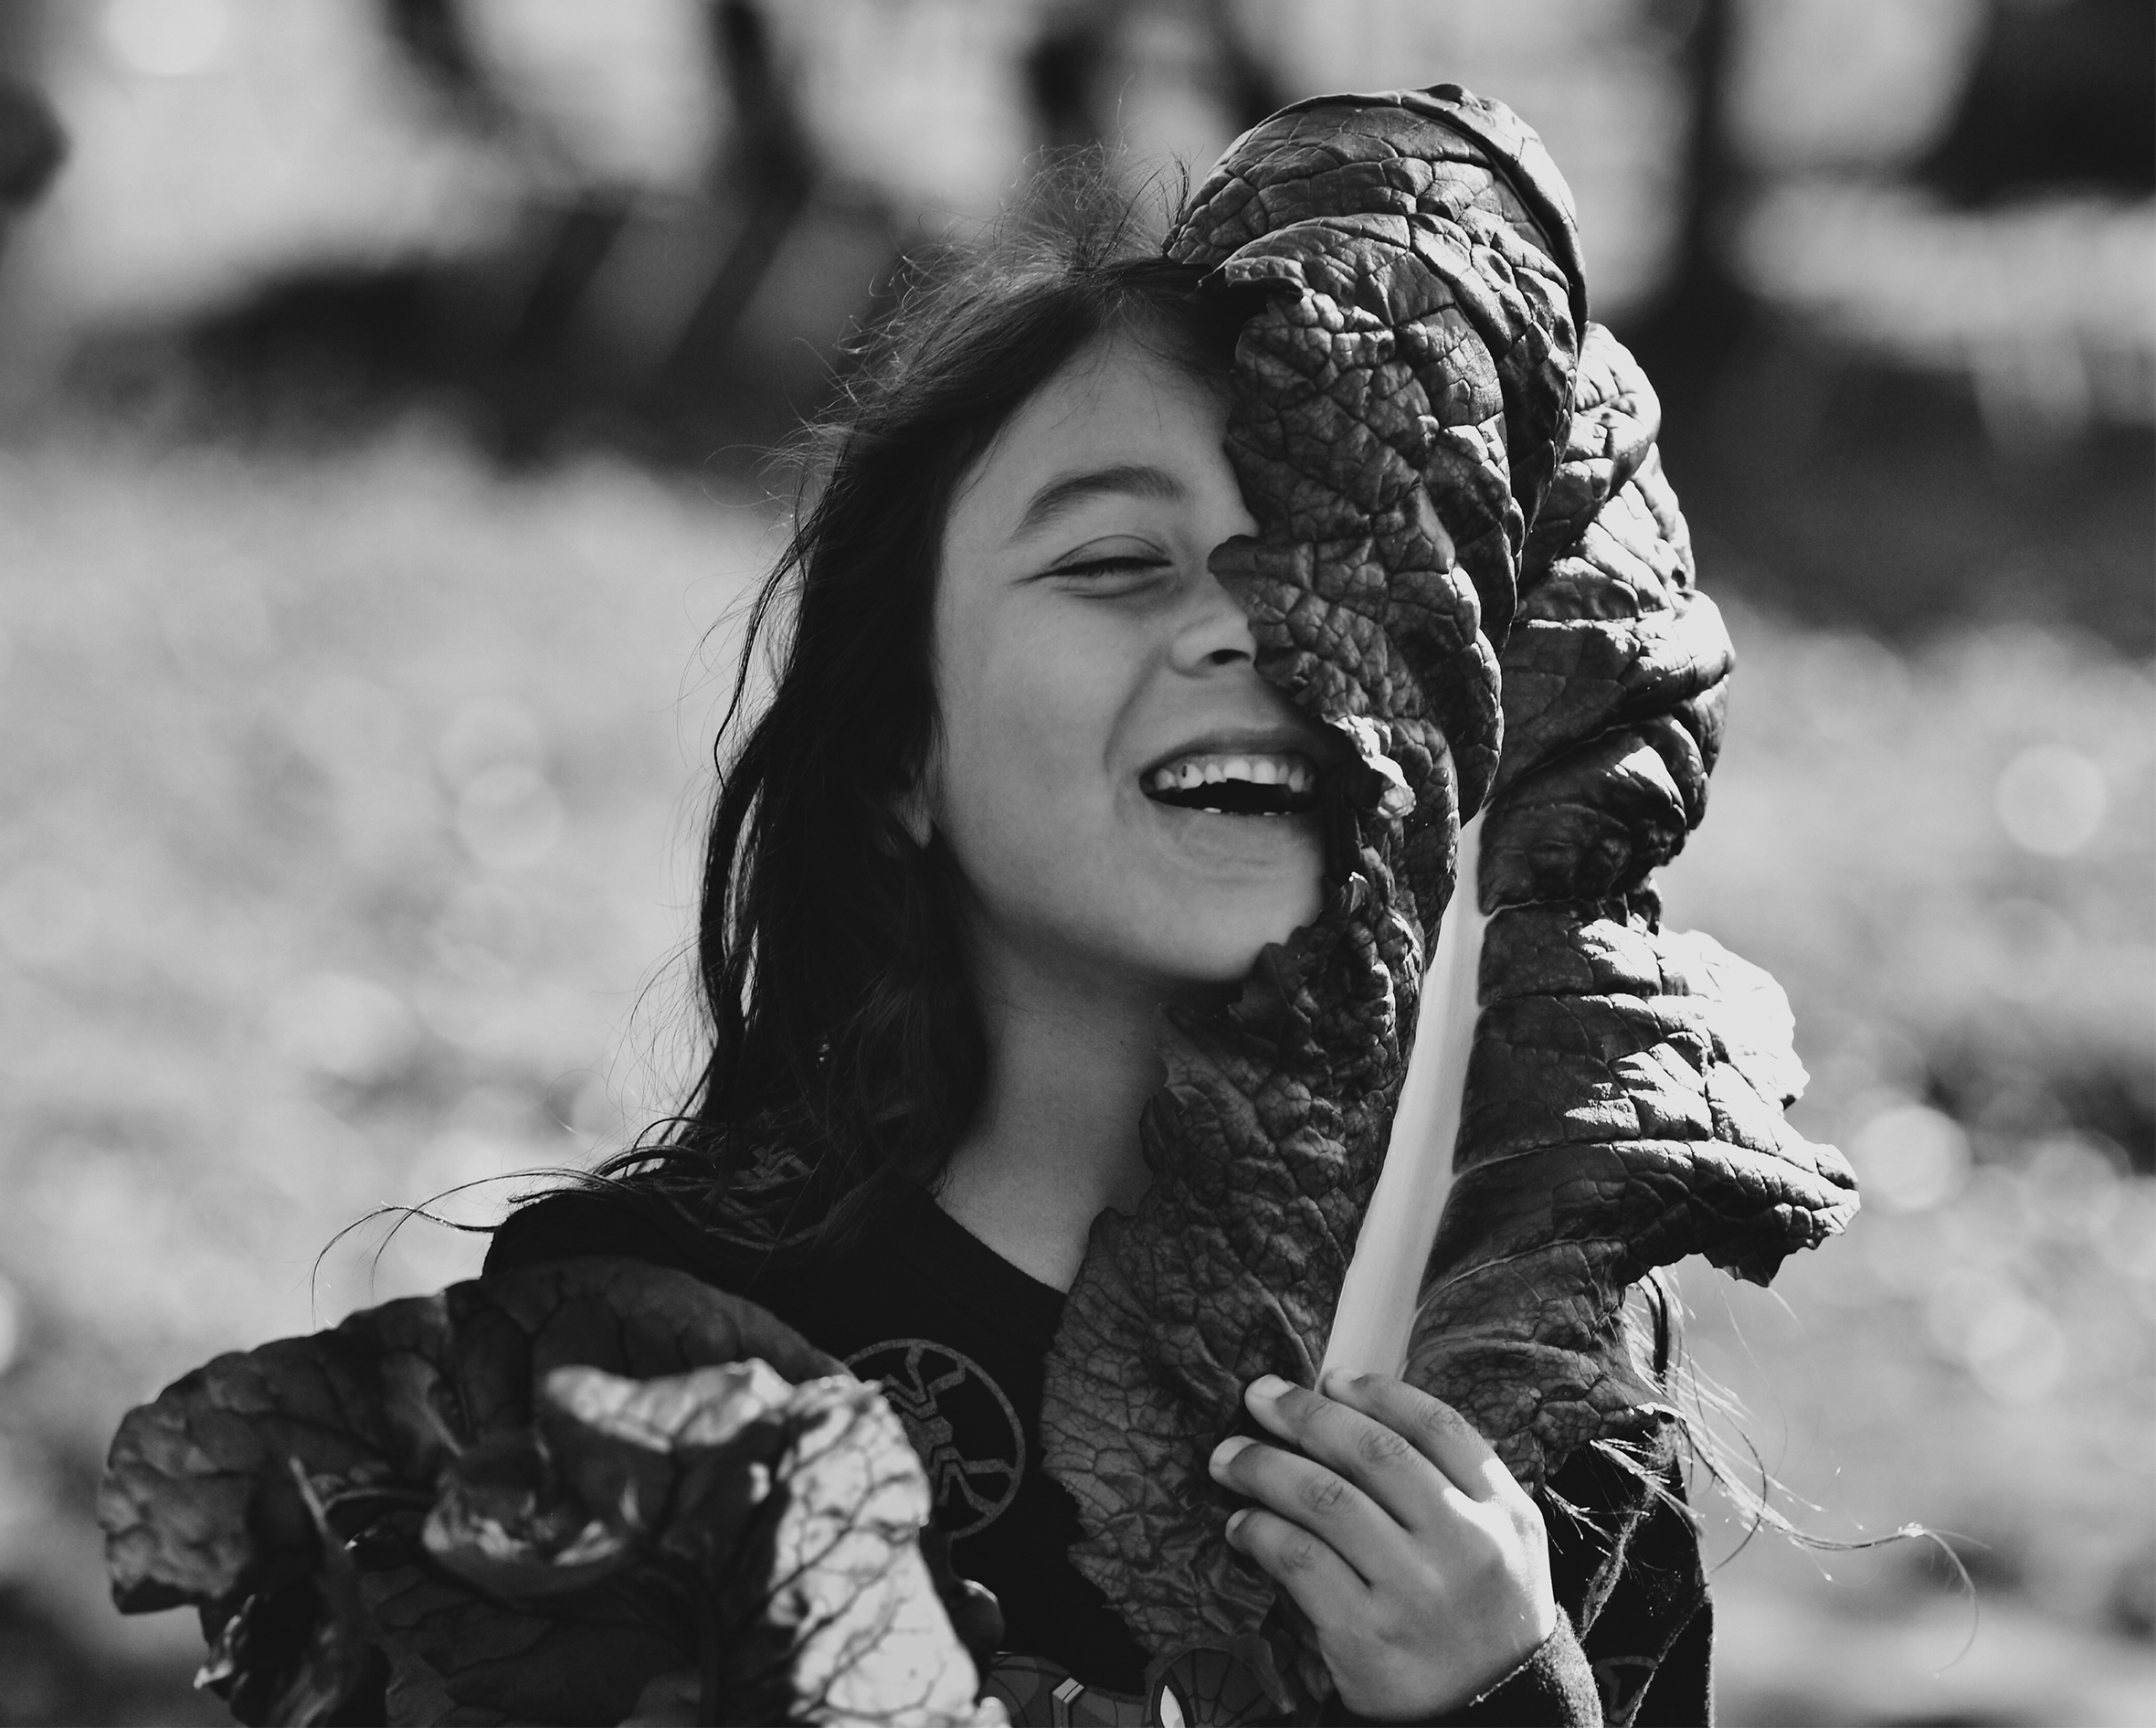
[1321,811,1487,1383]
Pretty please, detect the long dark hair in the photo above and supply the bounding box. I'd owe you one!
[598,176,1251,1260]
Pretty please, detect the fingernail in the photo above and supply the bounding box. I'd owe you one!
[1248,1373,1290,1401]
[1209,1435,1252,1476]
[1225,1508,1250,1541]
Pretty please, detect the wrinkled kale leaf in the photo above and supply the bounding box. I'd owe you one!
[1042,84,1588,1702]
[1408,906,1855,1484]
[1040,83,1855,1705]
[1432,325,1858,1489]
[100,1260,1003,1726]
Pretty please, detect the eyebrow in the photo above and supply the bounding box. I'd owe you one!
[1008,462,1188,542]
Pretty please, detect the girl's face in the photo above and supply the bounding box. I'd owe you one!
[925,331,1331,996]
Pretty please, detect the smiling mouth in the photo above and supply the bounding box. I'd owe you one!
[1141,750,1320,817]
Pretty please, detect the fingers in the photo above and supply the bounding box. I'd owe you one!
[1212,1374,1557,1722]
[1316,1370,1517,1505]
[1223,1502,1369,1625]
[1240,1374,1479,1531]
[1210,1429,1400,1585]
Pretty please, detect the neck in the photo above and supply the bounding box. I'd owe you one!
[936,936,1167,1292]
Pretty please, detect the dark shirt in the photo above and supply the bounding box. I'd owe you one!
[488,1184,1712,1724]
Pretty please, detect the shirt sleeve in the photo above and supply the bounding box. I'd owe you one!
[1317,1619,1602,1726]
[1433,1619,1603,1727]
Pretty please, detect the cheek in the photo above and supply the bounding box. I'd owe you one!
[932,610,1126,875]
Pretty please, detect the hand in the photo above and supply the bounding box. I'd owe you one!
[1209,1370,1559,1722]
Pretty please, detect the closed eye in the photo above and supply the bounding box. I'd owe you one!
[1054,555,1171,578]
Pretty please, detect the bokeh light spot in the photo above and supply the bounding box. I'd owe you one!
[436,695,545,788]
[456,765,565,869]
[1994,744,2108,855]
[268,972,420,1085]
[1969,1294,2069,1405]
[2017,1132,2125,1239]
[430,880,533,985]
[102,0,229,79]
[292,674,406,774]
[0,865,102,967]
[1982,897,2078,1000]
[0,1276,20,1379]
[1849,1101,1971,1212]
[1923,1267,2069,1403]
[157,576,274,684]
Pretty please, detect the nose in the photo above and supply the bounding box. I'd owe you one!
[1170,459,1263,673]
[1168,559,1261,673]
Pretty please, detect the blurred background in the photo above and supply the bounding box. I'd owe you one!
[0,1,2147,1722]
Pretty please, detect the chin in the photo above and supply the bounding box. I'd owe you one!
[1129,811,1326,969]
[1147,887,1323,991]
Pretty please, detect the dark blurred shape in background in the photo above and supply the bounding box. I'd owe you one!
[1922,0,2153,203]
[0,78,60,212]
[4,0,2142,651]
[1631,0,2154,655]
[0,0,63,220]
[63,0,861,463]
[0,5,2148,1724]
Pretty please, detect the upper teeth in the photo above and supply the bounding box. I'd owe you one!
[1147,753,1315,794]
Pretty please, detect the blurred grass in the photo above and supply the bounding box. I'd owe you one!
[1656,602,2156,1724]
[0,413,779,1718]
[0,413,2150,1723]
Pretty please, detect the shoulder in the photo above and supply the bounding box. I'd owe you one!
[487,1187,661,1272]
[485,1184,763,1289]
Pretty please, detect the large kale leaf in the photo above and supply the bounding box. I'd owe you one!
[100,1259,1003,1726]
[1040,86,1586,1692]
[1414,328,1858,1489]
[1040,85,1855,1699]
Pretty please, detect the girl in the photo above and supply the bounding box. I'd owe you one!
[487,189,1710,1725]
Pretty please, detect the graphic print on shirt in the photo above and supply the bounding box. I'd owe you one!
[845,1337,1026,1537]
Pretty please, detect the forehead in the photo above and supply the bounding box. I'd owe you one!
[946,333,1233,546]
